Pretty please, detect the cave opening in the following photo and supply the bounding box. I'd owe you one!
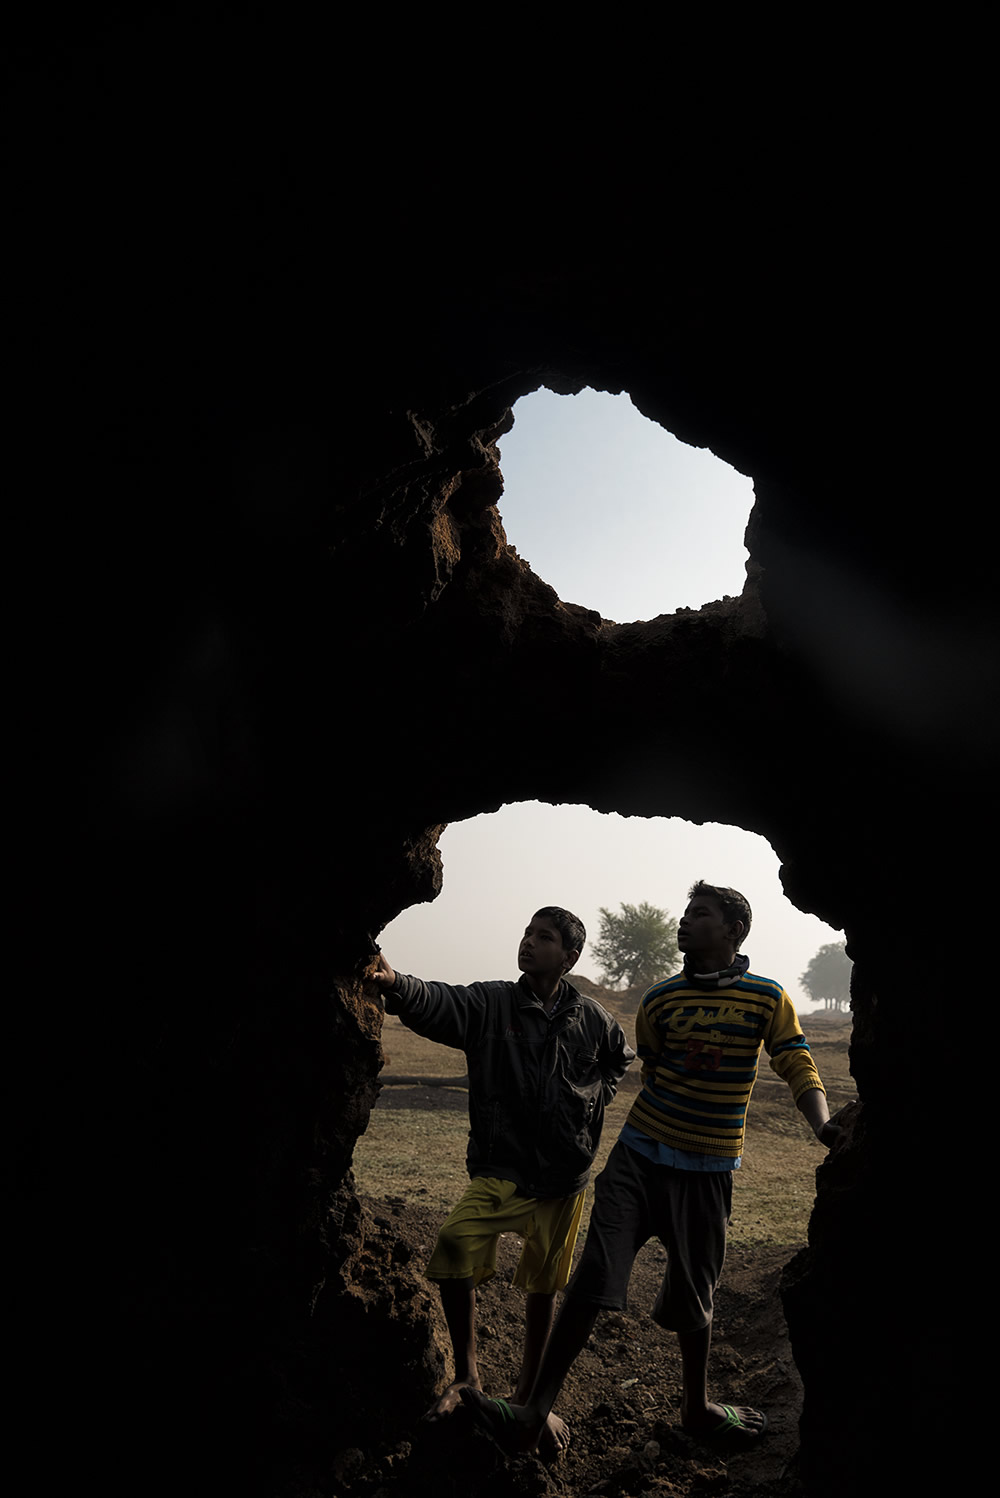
[352,796,856,1481]
[495,386,756,623]
[364,801,849,1206]
[377,802,839,1016]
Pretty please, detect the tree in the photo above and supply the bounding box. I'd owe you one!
[799,941,853,1011]
[592,902,679,992]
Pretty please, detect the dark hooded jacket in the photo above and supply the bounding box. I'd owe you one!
[384,973,635,1198]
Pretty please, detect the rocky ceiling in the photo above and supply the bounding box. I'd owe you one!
[10,16,986,1498]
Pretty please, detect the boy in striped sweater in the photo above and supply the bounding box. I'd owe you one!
[463,880,840,1453]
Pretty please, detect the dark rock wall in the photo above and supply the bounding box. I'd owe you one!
[10,16,987,1495]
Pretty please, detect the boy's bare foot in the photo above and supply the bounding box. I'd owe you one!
[505,1388,569,1462]
[459,1388,540,1454]
[536,1410,571,1461]
[423,1378,481,1421]
[682,1402,768,1446]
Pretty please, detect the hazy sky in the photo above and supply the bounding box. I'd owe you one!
[380,388,843,1013]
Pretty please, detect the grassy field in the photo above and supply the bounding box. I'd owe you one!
[354,1009,855,1249]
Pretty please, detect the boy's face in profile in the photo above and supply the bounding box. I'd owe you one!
[518,916,578,984]
[677,894,740,964]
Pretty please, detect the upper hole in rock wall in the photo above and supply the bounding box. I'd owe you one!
[497,389,755,624]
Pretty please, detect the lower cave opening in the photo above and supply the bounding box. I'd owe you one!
[378,803,839,1015]
[341,805,855,1496]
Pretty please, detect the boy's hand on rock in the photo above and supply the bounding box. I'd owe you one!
[370,953,397,989]
[817,1101,855,1150]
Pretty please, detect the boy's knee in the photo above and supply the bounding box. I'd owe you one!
[654,1307,712,1334]
[432,1273,475,1293]
[652,1279,715,1332]
[434,1221,472,1260]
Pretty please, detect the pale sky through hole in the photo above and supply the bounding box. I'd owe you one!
[495,387,754,623]
[380,389,841,1013]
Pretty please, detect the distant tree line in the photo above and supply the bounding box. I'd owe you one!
[799,941,852,1011]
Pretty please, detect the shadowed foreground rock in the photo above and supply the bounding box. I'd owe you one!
[10,16,984,1497]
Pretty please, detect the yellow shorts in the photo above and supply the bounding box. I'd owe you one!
[425,1176,586,1295]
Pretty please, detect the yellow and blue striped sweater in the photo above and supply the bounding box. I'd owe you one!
[625,964,824,1159]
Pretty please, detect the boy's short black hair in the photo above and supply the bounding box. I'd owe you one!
[687,881,752,942]
[533,906,586,955]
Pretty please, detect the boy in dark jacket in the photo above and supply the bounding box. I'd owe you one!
[371,906,634,1457]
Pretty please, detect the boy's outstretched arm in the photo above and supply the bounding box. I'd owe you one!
[367,958,490,1050]
[797,1087,842,1148]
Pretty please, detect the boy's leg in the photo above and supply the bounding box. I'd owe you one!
[519,1294,601,1438]
[422,1179,510,1420]
[509,1187,585,1400]
[508,1186,589,1454]
[462,1290,601,1451]
[463,1142,651,1452]
[676,1321,765,1438]
[426,1276,479,1420]
[424,1177,575,1423]
[513,1292,569,1457]
[652,1169,766,1444]
[512,1291,556,1403]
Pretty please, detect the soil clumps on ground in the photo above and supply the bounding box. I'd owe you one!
[342,1190,808,1498]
